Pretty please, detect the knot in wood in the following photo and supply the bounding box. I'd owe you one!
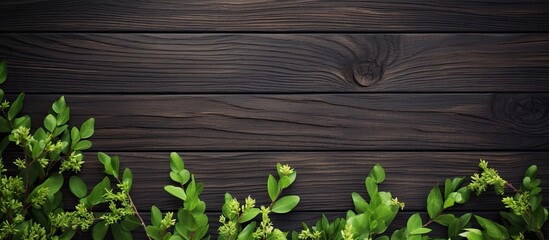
[352,60,383,87]
[492,94,549,136]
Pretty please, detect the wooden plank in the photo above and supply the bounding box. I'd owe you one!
[1,1,548,32]
[56,151,548,212]
[1,34,548,93]
[17,93,549,151]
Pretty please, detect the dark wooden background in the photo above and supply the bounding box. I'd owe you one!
[1,1,549,238]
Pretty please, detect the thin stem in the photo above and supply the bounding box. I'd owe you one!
[506,182,519,192]
[117,178,151,240]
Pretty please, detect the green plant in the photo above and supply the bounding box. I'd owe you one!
[0,60,547,240]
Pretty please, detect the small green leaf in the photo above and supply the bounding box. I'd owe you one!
[169,152,184,172]
[0,60,6,84]
[92,221,108,240]
[123,168,133,190]
[365,177,378,198]
[164,185,186,201]
[69,176,88,198]
[443,197,455,209]
[52,96,67,114]
[88,177,110,206]
[268,174,278,202]
[120,215,142,232]
[80,118,95,139]
[151,205,162,227]
[427,186,443,219]
[410,227,431,235]
[178,209,196,230]
[407,213,422,232]
[239,208,260,223]
[8,92,25,120]
[0,116,10,132]
[111,223,133,240]
[237,221,257,240]
[369,164,385,184]
[434,214,456,226]
[474,215,509,240]
[44,114,57,132]
[111,155,120,179]
[525,165,538,178]
[271,195,300,214]
[98,152,115,176]
[13,115,31,129]
[71,127,80,147]
[74,140,92,150]
[351,192,369,213]
[146,226,162,240]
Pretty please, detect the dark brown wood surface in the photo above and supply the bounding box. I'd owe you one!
[1,34,548,93]
[16,93,549,151]
[1,0,548,238]
[1,1,548,32]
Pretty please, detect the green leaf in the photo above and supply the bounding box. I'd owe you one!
[278,176,291,189]
[410,227,431,235]
[44,114,57,132]
[369,164,385,184]
[271,195,300,214]
[80,118,95,139]
[52,96,67,114]
[169,152,184,172]
[151,205,162,227]
[365,177,378,198]
[351,192,369,213]
[74,140,92,150]
[71,127,80,147]
[474,215,509,240]
[146,226,162,240]
[58,230,76,240]
[0,60,6,84]
[434,214,456,226]
[525,165,538,178]
[13,115,31,129]
[448,218,461,238]
[121,215,142,232]
[443,197,455,209]
[268,174,278,202]
[0,116,10,132]
[43,173,64,194]
[98,152,115,176]
[111,223,133,240]
[444,179,453,199]
[459,228,483,240]
[8,92,25,120]
[239,208,260,223]
[123,168,133,190]
[427,186,443,219]
[92,221,108,240]
[164,185,186,201]
[407,213,423,232]
[88,177,110,206]
[69,176,88,198]
[178,209,196,230]
[111,155,120,179]
[457,187,471,203]
[237,221,257,240]
[57,107,70,125]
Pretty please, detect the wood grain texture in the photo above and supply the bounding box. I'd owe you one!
[53,151,547,212]
[16,93,549,151]
[1,34,549,93]
[1,1,548,32]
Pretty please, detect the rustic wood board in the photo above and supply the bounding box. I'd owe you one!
[1,34,548,93]
[1,1,548,32]
[47,151,546,212]
[15,93,549,151]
